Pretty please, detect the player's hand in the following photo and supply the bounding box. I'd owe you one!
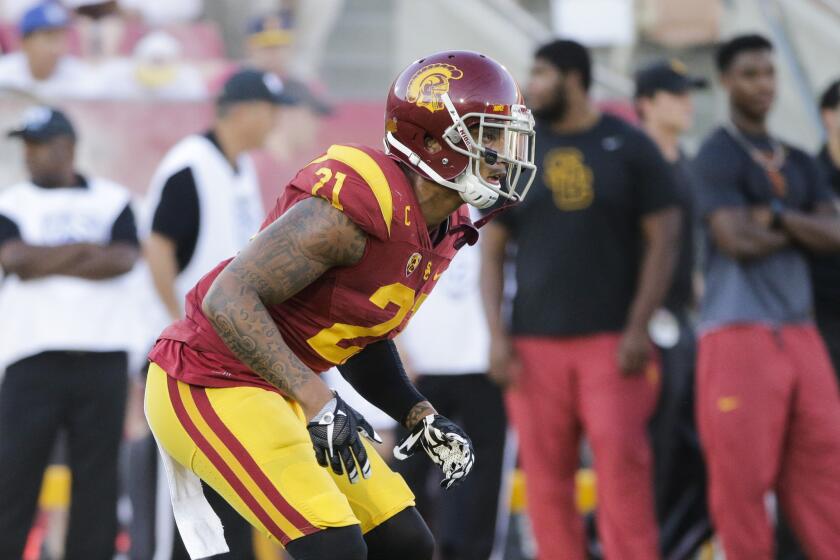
[393,414,475,489]
[488,334,522,388]
[306,393,382,484]
[750,205,773,229]
[617,326,650,375]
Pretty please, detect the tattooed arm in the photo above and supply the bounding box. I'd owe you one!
[202,197,366,419]
[405,402,437,430]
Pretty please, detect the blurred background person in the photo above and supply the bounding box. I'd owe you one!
[119,0,204,27]
[64,0,127,60]
[634,59,712,558]
[245,10,331,163]
[693,34,840,560]
[130,68,290,560]
[0,1,100,98]
[144,67,287,323]
[779,74,840,560]
[0,106,139,559]
[244,9,331,114]
[396,207,512,560]
[244,10,294,82]
[481,39,680,560]
[97,30,207,100]
[811,78,840,375]
[0,0,41,24]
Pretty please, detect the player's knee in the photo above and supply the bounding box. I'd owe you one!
[285,525,367,560]
[398,521,434,560]
[365,507,434,560]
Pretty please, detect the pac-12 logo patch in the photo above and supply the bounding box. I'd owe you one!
[406,63,463,113]
[405,252,423,277]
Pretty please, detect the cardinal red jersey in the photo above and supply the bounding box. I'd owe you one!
[149,144,475,393]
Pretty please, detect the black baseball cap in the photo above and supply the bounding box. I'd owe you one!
[819,79,840,110]
[634,59,708,98]
[7,106,76,142]
[217,68,296,106]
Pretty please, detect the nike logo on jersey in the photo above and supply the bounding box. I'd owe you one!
[433,271,443,281]
[717,396,740,412]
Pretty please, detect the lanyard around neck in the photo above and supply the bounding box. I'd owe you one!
[724,123,787,198]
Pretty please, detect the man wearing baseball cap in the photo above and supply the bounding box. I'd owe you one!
[635,59,708,101]
[635,58,712,558]
[245,10,332,116]
[0,1,100,98]
[0,105,139,558]
[134,68,293,559]
[245,10,332,165]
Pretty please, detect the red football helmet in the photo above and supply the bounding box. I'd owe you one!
[384,50,536,209]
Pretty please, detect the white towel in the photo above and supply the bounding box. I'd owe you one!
[152,439,229,559]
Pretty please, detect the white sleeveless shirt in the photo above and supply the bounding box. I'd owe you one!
[0,178,138,369]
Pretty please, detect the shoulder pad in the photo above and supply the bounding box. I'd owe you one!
[290,145,396,240]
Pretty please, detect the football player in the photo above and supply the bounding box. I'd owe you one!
[145,50,536,560]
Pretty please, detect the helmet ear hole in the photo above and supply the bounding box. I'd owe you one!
[423,134,442,154]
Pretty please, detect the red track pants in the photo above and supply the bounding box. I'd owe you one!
[697,324,840,560]
[509,334,660,560]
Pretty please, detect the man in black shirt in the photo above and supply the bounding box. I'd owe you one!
[775,77,840,560]
[481,40,680,559]
[635,59,711,558]
[811,79,840,375]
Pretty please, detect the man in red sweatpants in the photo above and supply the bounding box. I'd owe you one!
[481,39,681,559]
[693,34,840,560]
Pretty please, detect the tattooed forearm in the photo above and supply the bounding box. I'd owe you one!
[201,197,368,413]
[204,281,314,396]
[404,401,437,430]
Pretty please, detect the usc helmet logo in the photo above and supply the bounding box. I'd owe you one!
[406,63,464,113]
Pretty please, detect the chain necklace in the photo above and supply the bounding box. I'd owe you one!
[724,122,787,198]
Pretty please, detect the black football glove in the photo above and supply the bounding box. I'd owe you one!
[393,414,475,489]
[307,392,382,484]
